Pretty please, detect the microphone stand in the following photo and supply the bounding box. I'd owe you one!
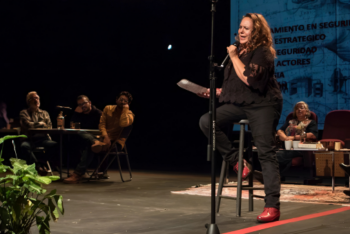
[205,0,220,233]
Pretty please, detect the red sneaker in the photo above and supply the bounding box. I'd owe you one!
[233,159,252,180]
[257,207,280,223]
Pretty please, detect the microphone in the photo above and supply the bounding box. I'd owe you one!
[56,106,72,110]
[219,41,240,68]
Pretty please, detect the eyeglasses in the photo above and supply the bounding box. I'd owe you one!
[118,98,129,103]
[78,101,89,107]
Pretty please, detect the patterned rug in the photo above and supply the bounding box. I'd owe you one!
[171,182,350,205]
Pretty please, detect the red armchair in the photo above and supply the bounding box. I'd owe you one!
[285,111,318,124]
[319,110,350,147]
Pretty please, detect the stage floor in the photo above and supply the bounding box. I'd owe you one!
[22,170,350,234]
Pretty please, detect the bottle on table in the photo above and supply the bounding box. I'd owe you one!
[57,111,65,129]
[300,126,307,143]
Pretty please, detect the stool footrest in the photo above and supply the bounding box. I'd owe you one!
[222,184,264,190]
[242,187,264,190]
[219,194,265,200]
[219,195,237,200]
[222,184,249,187]
[252,195,265,198]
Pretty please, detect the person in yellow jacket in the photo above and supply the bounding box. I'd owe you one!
[93,91,134,152]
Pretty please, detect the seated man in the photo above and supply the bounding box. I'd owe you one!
[64,91,134,183]
[63,95,102,184]
[19,91,57,168]
[71,95,102,129]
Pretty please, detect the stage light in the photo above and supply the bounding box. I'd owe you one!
[168,44,172,50]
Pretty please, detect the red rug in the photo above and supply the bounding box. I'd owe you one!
[171,182,350,205]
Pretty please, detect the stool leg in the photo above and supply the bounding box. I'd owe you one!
[248,144,254,212]
[216,160,227,213]
[248,174,254,211]
[236,123,245,217]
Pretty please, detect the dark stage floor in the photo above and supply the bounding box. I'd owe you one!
[24,170,350,234]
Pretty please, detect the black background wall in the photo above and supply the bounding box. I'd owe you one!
[2,0,231,172]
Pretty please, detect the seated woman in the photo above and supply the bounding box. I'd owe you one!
[276,101,318,174]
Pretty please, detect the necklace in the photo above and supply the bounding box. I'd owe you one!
[297,117,309,124]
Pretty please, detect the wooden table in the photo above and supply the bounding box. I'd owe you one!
[277,148,350,192]
[0,128,21,135]
[312,149,350,192]
[28,128,101,179]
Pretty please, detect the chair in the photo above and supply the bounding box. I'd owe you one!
[216,120,264,217]
[88,125,133,182]
[317,111,350,189]
[285,111,318,124]
[0,129,45,164]
[32,147,53,176]
[319,110,350,147]
[0,129,21,161]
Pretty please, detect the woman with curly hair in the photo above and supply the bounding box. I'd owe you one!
[199,13,283,222]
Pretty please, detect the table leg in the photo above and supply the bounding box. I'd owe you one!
[332,151,334,193]
[60,134,63,180]
[67,136,70,177]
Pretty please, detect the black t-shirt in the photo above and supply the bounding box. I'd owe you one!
[71,106,102,129]
[279,119,318,139]
[219,46,282,105]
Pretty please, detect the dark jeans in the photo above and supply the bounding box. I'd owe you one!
[20,137,57,164]
[73,132,97,175]
[199,102,282,209]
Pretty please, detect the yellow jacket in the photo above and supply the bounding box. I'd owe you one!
[99,105,134,148]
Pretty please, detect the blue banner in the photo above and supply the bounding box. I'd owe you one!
[231,0,350,129]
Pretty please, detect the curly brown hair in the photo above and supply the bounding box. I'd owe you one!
[117,91,133,104]
[235,13,276,58]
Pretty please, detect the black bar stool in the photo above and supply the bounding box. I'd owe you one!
[216,119,265,216]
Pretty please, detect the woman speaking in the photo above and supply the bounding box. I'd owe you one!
[199,13,283,223]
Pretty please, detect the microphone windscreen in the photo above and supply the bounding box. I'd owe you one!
[56,106,72,110]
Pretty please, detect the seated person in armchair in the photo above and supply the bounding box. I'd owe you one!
[63,95,102,184]
[19,91,57,172]
[276,101,318,174]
